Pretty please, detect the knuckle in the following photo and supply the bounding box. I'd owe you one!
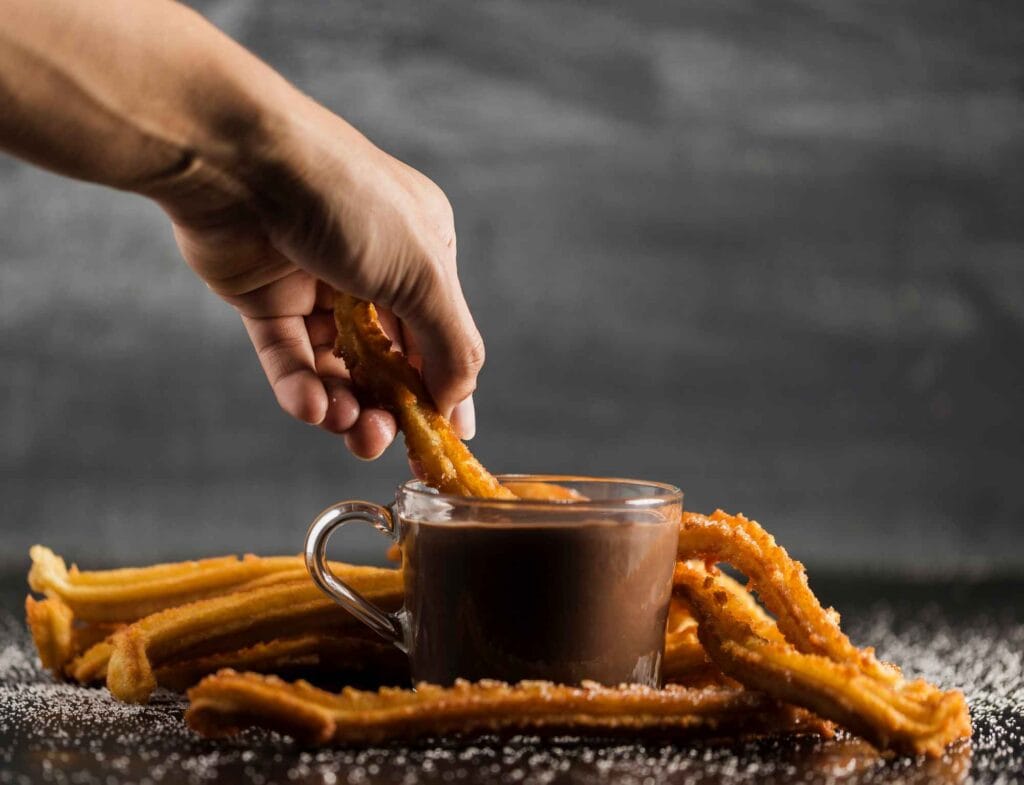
[387,255,443,320]
[417,255,448,297]
[423,184,456,248]
[440,226,457,254]
[426,181,454,220]
[458,332,486,376]
[257,335,308,382]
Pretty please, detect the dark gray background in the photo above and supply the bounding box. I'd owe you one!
[1,0,1021,573]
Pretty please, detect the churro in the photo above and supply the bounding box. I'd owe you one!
[673,509,972,755]
[333,293,513,499]
[186,671,832,745]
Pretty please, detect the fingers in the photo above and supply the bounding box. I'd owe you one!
[399,319,472,438]
[243,315,327,425]
[319,378,360,433]
[450,396,476,440]
[396,274,486,425]
[252,291,473,451]
[311,310,398,455]
[344,409,398,460]
[244,313,398,458]
[408,456,426,481]
[307,310,350,380]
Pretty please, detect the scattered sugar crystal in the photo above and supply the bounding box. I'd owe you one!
[1,595,1021,784]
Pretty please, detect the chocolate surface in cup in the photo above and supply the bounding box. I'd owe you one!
[401,516,678,687]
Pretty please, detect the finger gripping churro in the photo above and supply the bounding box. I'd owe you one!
[332,293,514,499]
[186,671,832,745]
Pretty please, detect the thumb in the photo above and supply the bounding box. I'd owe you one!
[395,273,485,428]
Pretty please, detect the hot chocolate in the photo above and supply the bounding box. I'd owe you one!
[401,516,678,687]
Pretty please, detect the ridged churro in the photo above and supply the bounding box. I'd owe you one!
[673,510,972,755]
[105,570,402,703]
[186,671,832,745]
[28,545,309,623]
[333,293,513,499]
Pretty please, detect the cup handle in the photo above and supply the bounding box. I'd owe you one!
[304,500,406,651]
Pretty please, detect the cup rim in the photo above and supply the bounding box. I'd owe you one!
[398,474,683,510]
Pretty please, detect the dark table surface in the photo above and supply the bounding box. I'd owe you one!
[2,572,1022,785]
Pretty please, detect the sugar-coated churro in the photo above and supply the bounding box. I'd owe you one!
[104,569,402,703]
[673,510,972,756]
[186,671,833,745]
[28,546,310,623]
[333,293,513,499]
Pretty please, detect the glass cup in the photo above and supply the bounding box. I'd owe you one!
[304,475,682,687]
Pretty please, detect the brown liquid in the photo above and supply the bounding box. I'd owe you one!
[401,518,678,687]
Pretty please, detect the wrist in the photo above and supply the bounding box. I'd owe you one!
[131,13,306,227]
[214,92,371,250]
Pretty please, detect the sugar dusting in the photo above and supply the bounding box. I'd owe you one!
[1,596,1021,784]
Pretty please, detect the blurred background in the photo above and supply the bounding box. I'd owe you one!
[1,0,1021,573]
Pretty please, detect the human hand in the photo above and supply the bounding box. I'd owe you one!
[162,99,483,460]
[0,0,483,460]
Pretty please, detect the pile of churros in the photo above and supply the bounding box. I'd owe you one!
[22,293,971,756]
[25,548,407,703]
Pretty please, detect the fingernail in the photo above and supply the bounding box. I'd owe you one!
[452,396,476,440]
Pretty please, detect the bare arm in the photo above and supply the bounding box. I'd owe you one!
[0,0,481,455]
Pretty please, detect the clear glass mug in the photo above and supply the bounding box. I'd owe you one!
[304,475,682,687]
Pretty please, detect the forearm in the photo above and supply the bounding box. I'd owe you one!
[0,0,296,206]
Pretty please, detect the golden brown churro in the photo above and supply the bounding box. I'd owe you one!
[332,293,513,499]
[662,624,721,687]
[186,671,832,745]
[677,512,892,677]
[501,481,588,501]
[65,639,113,684]
[673,509,972,755]
[155,633,407,692]
[25,482,974,754]
[28,545,309,623]
[26,549,401,696]
[24,595,122,677]
[24,595,75,675]
[105,570,402,703]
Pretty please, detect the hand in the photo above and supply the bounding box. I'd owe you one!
[164,100,483,459]
[0,0,484,460]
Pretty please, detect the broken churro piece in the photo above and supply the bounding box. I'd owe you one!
[187,671,832,745]
[25,595,121,678]
[24,595,74,675]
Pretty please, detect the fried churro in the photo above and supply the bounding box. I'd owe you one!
[673,509,972,756]
[501,481,587,502]
[677,511,892,678]
[24,595,75,675]
[333,293,513,499]
[155,633,407,692]
[25,595,121,677]
[104,568,401,703]
[28,545,309,623]
[186,671,832,745]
